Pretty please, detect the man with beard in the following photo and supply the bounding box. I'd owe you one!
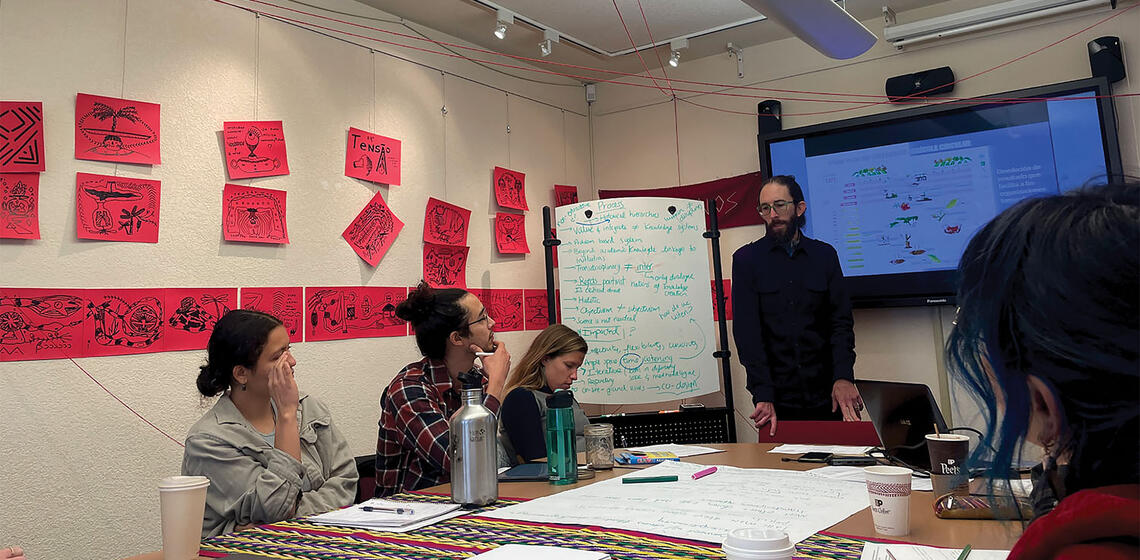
[731,175,862,436]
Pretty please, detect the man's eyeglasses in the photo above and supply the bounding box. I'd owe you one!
[758,200,795,215]
[467,311,490,327]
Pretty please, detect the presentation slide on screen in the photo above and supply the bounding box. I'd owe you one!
[770,94,1108,278]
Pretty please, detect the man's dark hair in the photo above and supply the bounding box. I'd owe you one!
[761,175,806,228]
[396,280,471,360]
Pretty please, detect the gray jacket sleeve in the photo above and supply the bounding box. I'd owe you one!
[295,408,359,516]
[182,432,305,537]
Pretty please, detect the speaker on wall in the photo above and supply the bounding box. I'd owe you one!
[885,66,955,102]
[1089,36,1125,83]
[757,100,782,136]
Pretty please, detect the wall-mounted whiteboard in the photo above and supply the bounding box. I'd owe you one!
[556,197,720,405]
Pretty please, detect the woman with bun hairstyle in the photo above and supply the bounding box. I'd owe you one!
[182,309,357,537]
[375,281,511,497]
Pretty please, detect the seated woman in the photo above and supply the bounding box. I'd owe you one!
[499,324,590,465]
[946,183,1138,559]
[183,309,357,537]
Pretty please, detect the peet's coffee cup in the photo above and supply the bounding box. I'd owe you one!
[864,466,912,536]
[158,475,210,560]
[925,433,970,497]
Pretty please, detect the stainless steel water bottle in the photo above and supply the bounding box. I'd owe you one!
[449,370,499,506]
[545,390,578,485]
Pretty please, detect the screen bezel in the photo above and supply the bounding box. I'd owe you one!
[758,77,1123,308]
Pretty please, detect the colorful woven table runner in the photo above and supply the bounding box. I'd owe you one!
[200,493,877,559]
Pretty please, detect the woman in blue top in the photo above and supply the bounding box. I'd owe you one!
[498,324,590,465]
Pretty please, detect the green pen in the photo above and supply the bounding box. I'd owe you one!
[621,475,679,484]
[956,544,973,560]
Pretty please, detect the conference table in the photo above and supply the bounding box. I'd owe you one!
[127,443,1022,559]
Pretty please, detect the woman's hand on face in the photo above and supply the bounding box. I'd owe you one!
[1,546,25,560]
[267,351,300,416]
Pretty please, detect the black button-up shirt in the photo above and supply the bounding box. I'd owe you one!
[731,234,856,410]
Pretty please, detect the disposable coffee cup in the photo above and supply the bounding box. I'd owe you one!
[722,528,795,560]
[158,475,210,560]
[926,433,970,497]
[864,466,912,537]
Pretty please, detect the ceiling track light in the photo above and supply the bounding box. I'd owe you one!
[667,38,689,68]
[493,8,514,40]
[539,29,559,57]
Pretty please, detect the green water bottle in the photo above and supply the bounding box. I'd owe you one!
[545,390,578,485]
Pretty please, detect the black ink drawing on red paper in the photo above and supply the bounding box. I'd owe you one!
[75,172,161,243]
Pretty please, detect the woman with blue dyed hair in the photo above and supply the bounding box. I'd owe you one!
[947,182,1138,559]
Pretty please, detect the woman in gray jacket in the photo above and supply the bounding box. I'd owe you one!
[182,309,357,537]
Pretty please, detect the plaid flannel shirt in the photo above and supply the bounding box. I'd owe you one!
[375,356,501,497]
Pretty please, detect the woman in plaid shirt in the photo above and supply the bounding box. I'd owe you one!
[375,281,511,497]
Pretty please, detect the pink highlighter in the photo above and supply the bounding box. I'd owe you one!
[691,466,718,480]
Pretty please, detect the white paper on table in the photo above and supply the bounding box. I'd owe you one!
[860,542,1009,560]
[478,461,868,544]
[472,544,610,559]
[624,444,726,457]
[806,465,935,492]
[768,444,874,455]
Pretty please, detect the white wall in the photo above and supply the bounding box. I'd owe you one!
[589,2,1140,439]
[0,0,589,556]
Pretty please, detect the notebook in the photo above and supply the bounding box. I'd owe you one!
[309,498,463,531]
[857,380,948,471]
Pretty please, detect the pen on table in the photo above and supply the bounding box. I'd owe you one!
[955,544,973,560]
[885,550,899,560]
[691,466,718,480]
[621,475,679,484]
[361,505,415,515]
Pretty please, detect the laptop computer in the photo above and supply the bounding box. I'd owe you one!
[857,380,949,471]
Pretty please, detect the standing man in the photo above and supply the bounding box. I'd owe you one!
[731,175,862,436]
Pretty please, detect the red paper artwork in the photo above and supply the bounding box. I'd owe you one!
[712,279,733,321]
[554,184,578,207]
[163,288,236,352]
[423,197,470,247]
[86,288,166,357]
[75,93,160,165]
[1,101,45,172]
[241,287,304,343]
[345,127,401,185]
[523,289,551,331]
[75,172,160,243]
[0,288,92,361]
[223,120,289,179]
[483,289,524,332]
[494,213,528,254]
[305,286,407,341]
[222,183,289,244]
[423,243,469,289]
[343,191,404,267]
[493,166,527,210]
[0,173,40,239]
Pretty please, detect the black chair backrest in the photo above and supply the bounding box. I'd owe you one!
[588,407,733,447]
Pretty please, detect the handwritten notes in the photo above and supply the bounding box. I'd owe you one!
[345,127,401,185]
[480,461,868,544]
[223,121,289,179]
[554,198,718,405]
